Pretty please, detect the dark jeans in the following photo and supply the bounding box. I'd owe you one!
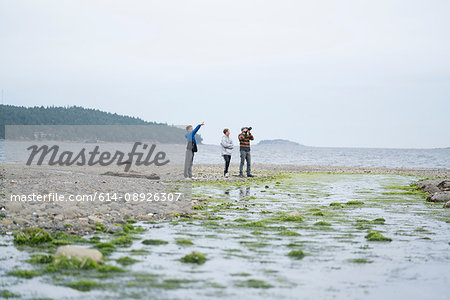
[239,150,251,175]
[223,155,231,175]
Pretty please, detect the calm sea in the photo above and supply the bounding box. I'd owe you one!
[0,141,448,169]
[196,144,450,169]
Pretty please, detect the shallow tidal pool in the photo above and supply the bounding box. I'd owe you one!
[1,173,450,299]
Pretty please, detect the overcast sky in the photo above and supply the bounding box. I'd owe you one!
[1,0,449,148]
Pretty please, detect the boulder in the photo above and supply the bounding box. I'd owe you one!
[437,180,450,191]
[423,184,441,194]
[427,192,450,203]
[443,201,450,209]
[416,179,441,189]
[55,245,103,263]
[107,224,123,234]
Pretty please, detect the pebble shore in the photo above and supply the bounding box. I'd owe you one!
[1,162,449,234]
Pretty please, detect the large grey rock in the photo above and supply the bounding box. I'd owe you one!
[437,180,450,191]
[107,224,123,234]
[423,184,441,194]
[55,245,103,263]
[427,192,450,203]
[416,179,442,189]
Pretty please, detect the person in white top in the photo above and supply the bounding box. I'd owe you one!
[220,128,234,177]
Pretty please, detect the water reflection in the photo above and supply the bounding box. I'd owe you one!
[239,186,251,200]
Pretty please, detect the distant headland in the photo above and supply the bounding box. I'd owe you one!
[0,104,202,143]
[257,139,304,146]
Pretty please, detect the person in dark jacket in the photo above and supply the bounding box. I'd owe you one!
[184,122,204,179]
[238,127,254,177]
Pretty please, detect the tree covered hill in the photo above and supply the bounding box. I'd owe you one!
[0,105,200,143]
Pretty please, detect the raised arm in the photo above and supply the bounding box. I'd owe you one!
[192,122,205,136]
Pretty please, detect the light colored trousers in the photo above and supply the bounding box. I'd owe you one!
[184,150,194,178]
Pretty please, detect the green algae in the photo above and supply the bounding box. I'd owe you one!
[94,242,116,256]
[348,258,373,264]
[154,279,196,290]
[95,222,107,233]
[8,270,41,279]
[142,239,169,246]
[130,249,150,255]
[97,265,125,273]
[271,212,303,222]
[45,256,98,272]
[14,228,52,246]
[111,235,133,247]
[238,221,266,228]
[116,256,139,265]
[382,190,427,196]
[365,230,392,242]
[383,185,418,191]
[278,230,301,236]
[51,232,90,246]
[28,254,54,264]
[180,251,207,264]
[193,204,206,210]
[0,289,19,298]
[122,223,146,234]
[239,241,269,248]
[345,201,364,205]
[329,202,343,208]
[287,250,305,259]
[372,218,386,224]
[234,218,247,222]
[356,218,386,226]
[236,279,272,289]
[175,238,194,246]
[231,272,251,277]
[314,221,331,226]
[67,280,101,291]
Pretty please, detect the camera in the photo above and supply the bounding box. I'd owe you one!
[247,127,252,131]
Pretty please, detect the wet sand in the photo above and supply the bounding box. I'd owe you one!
[1,162,449,234]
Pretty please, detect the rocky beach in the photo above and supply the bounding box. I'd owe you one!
[1,162,449,234]
[1,162,450,299]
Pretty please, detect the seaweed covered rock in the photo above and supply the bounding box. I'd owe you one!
[443,200,450,209]
[427,192,450,203]
[416,179,442,190]
[14,228,52,245]
[437,180,450,191]
[55,245,104,263]
[180,251,207,264]
[365,230,392,242]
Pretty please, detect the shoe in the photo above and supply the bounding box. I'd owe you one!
[247,174,255,177]
[238,174,244,178]
[224,173,229,178]
[184,177,192,181]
